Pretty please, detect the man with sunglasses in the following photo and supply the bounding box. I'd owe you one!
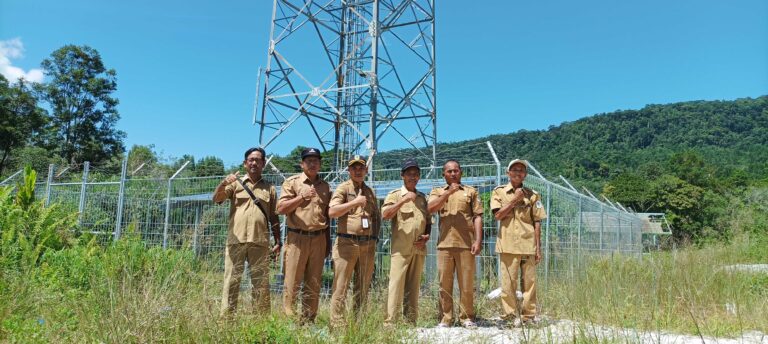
[213,147,281,316]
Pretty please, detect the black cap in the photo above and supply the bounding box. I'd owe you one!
[401,158,420,172]
[301,147,322,160]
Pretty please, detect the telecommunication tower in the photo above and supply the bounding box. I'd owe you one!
[255,0,436,178]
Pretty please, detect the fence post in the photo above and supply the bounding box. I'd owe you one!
[486,141,501,280]
[78,162,90,225]
[192,207,200,255]
[544,183,551,289]
[599,203,604,253]
[114,156,128,241]
[577,193,582,273]
[163,161,191,249]
[45,164,54,206]
[616,208,621,252]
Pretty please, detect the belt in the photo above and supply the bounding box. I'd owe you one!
[337,233,378,242]
[287,227,326,237]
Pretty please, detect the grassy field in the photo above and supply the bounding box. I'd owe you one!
[1,232,766,343]
[544,234,768,338]
[1,181,766,343]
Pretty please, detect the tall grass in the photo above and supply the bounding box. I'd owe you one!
[544,233,768,338]
[2,169,766,342]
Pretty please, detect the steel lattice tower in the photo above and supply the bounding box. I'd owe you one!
[255,0,436,179]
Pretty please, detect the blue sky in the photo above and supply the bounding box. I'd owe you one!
[2,0,767,167]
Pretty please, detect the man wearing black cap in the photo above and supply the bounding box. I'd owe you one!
[327,155,381,328]
[382,158,431,325]
[276,147,331,323]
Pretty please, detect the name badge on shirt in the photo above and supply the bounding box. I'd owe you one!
[362,216,370,229]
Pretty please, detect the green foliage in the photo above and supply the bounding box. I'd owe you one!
[14,166,36,210]
[196,156,225,177]
[0,75,48,176]
[0,168,78,272]
[39,45,125,165]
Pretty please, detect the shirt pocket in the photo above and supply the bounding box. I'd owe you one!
[399,205,415,222]
[235,190,251,206]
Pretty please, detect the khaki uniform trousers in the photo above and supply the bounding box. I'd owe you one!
[500,253,537,320]
[385,254,425,324]
[437,248,475,324]
[282,231,328,322]
[221,243,271,316]
[329,237,377,327]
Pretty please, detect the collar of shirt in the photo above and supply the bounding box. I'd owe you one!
[241,175,264,186]
[399,185,416,197]
[442,184,465,190]
[299,172,323,186]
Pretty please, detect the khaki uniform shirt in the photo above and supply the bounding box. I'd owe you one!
[429,184,484,249]
[329,179,380,236]
[490,183,547,254]
[217,176,280,246]
[278,173,331,231]
[382,186,430,256]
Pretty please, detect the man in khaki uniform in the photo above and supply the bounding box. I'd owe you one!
[213,147,281,316]
[491,159,547,327]
[327,155,381,328]
[382,158,431,325]
[276,147,332,323]
[428,159,483,328]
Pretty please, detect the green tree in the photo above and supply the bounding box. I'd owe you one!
[196,156,224,177]
[603,172,653,212]
[0,76,48,175]
[127,144,160,176]
[39,45,125,165]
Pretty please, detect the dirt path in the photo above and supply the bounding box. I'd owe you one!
[409,318,767,343]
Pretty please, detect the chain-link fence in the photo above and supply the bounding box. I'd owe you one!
[2,152,651,297]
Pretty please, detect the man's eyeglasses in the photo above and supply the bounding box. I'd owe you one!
[509,168,526,173]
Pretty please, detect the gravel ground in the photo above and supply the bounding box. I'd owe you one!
[409,318,768,344]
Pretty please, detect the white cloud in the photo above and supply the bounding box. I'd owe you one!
[0,38,44,83]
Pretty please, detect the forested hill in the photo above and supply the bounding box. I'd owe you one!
[378,96,768,187]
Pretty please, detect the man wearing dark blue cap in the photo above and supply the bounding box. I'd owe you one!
[277,147,331,323]
[382,158,431,325]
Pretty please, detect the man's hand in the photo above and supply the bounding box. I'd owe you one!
[222,171,240,186]
[402,191,417,203]
[300,185,317,200]
[352,194,367,207]
[413,234,429,249]
[270,243,282,261]
[447,183,461,195]
[470,240,481,256]
[535,247,542,264]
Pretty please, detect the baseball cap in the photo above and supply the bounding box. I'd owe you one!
[401,158,420,172]
[348,155,367,167]
[301,147,322,160]
[507,159,529,171]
